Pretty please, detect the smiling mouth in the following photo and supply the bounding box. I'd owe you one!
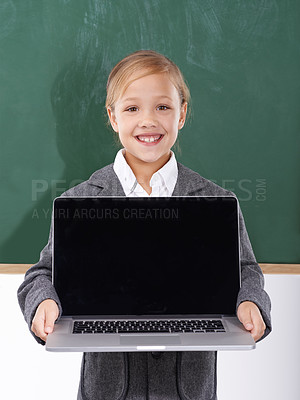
[136,134,163,143]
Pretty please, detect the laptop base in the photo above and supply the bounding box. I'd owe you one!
[46,316,255,352]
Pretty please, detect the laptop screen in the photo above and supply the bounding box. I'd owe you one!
[53,196,240,316]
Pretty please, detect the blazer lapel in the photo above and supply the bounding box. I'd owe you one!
[87,164,126,196]
[172,162,205,196]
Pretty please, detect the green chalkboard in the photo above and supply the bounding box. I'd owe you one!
[1,0,299,264]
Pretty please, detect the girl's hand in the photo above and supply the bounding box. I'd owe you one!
[31,299,59,342]
[237,301,266,342]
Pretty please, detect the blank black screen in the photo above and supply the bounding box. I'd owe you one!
[53,197,240,316]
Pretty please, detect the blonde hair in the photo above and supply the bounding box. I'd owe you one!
[105,50,190,112]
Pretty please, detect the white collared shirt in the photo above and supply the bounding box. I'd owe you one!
[113,149,178,197]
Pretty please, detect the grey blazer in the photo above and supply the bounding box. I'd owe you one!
[18,162,272,400]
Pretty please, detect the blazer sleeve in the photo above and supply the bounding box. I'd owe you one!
[236,203,272,342]
[17,181,101,345]
[17,217,63,345]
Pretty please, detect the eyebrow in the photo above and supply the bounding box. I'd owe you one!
[121,96,174,103]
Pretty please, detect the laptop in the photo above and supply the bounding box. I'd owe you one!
[46,196,255,352]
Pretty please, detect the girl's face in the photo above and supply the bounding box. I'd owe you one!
[107,72,187,166]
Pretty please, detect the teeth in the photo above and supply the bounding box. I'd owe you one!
[138,135,161,143]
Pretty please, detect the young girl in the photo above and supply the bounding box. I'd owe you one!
[18,50,271,400]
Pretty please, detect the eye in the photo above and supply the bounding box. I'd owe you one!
[157,105,170,111]
[125,106,138,112]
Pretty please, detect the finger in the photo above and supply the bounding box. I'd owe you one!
[238,307,254,331]
[250,325,263,342]
[44,307,58,334]
[31,312,48,341]
[244,321,254,331]
[250,309,266,341]
[31,300,58,341]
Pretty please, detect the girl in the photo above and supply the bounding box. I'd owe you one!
[18,50,271,400]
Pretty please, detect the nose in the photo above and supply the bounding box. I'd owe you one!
[138,111,157,128]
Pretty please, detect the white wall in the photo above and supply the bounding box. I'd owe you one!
[1,274,300,400]
[217,274,300,400]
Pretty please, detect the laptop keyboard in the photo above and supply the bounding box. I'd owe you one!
[73,319,225,334]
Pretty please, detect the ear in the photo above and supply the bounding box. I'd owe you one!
[178,102,188,130]
[107,107,119,133]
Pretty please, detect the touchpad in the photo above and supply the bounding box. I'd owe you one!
[120,335,181,346]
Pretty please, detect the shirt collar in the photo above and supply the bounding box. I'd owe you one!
[113,149,178,196]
